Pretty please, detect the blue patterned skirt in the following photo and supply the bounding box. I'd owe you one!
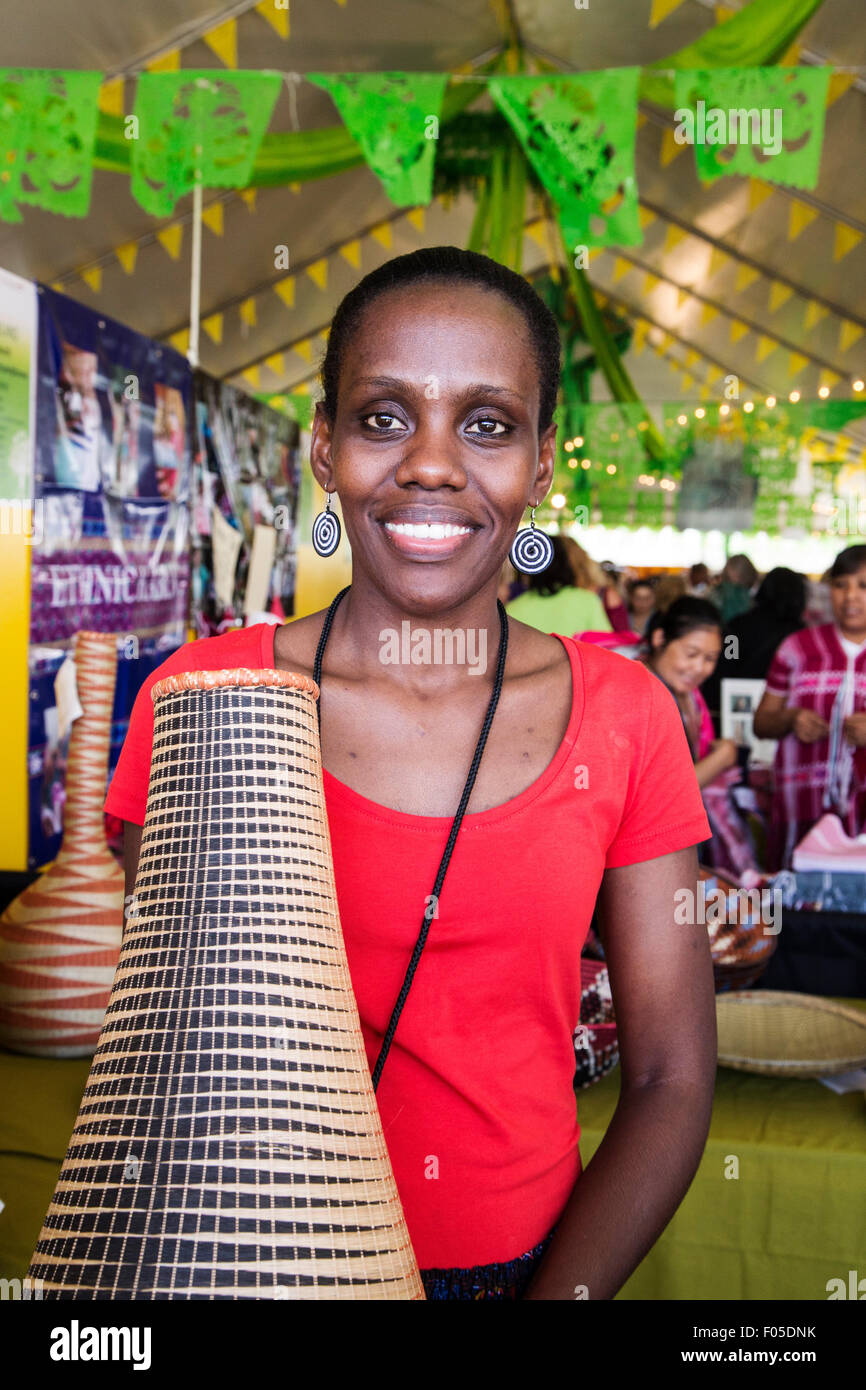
[419,1230,556,1300]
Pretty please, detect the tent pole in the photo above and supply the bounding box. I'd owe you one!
[187,169,203,369]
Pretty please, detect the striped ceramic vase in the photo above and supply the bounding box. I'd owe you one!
[0,630,123,1056]
[30,668,424,1299]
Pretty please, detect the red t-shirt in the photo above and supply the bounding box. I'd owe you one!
[105,622,710,1269]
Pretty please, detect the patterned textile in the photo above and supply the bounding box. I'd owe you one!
[420,1231,556,1300]
[764,624,866,869]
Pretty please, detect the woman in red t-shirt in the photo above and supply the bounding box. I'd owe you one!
[107,246,715,1301]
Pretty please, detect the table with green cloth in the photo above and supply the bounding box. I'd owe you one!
[1,1009,864,1300]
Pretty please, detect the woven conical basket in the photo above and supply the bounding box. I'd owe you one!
[0,630,123,1056]
[29,668,424,1300]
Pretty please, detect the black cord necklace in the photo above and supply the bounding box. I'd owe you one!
[313,584,510,1091]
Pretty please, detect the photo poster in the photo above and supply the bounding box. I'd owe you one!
[191,373,301,638]
[27,285,192,868]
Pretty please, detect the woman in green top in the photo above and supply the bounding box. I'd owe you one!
[506,534,612,635]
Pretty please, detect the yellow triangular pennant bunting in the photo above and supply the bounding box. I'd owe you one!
[202,202,224,236]
[99,78,124,116]
[676,287,690,311]
[612,257,631,283]
[788,200,819,240]
[828,72,856,105]
[730,320,749,344]
[643,272,661,296]
[834,223,864,261]
[80,266,102,293]
[788,351,809,376]
[638,205,656,231]
[735,263,761,293]
[339,239,361,269]
[700,302,720,327]
[632,321,649,354]
[239,298,257,328]
[203,17,238,68]
[819,368,841,392]
[663,224,688,255]
[804,300,828,331]
[305,258,328,290]
[147,51,180,72]
[406,207,425,232]
[525,219,546,248]
[369,221,393,250]
[840,320,865,353]
[293,339,313,362]
[265,352,285,375]
[706,364,723,385]
[202,312,224,345]
[648,0,688,26]
[273,276,295,308]
[157,224,183,260]
[716,5,737,21]
[169,328,190,355]
[684,349,700,369]
[660,128,686,168]
[769,281,794,313]
[256,0,290,38]
[242,365,261,390]
[748,180,773,213]
[239,188,258,212]
[756,335,777,363]
[115,242,138,275]
[707,247,728,279]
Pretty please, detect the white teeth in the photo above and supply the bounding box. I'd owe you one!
[384,522,473,538]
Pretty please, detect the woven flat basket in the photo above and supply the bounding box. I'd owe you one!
[29,668,424,1301]
[716,990,866,1078]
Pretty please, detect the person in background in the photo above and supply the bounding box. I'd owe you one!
[753,544,866,869]
[560,536,630,633]
[715,553,758,625]
[505,534,611,635]
[625,577,656,635]
[653,572,688,615]
[700,567,807,728]
[688,563,711,597]
[598,560,632,633]
[641,598,738,790]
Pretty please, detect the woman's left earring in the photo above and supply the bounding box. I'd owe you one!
[312,490,341,557]
[509,505,553,575]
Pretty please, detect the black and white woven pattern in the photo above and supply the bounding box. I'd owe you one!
[29,670,423,1300]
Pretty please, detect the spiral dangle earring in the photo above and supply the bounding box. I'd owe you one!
[312,489,341,557]
[509,502,553,575]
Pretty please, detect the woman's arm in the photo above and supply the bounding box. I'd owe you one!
[753,690,828,742]
[693,738,738,788]
[122,820,143,936]
[523,845,716,1301]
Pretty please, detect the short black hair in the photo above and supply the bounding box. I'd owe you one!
[318,246,561,435]
[754,567,807,623]
[645,595,722,647]
[829,544,866,579]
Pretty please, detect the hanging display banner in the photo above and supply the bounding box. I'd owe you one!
[27,285,191,867]
[191,373,301,636]
[30,285,191,643]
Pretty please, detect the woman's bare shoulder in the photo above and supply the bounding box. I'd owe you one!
[273,612,328,679]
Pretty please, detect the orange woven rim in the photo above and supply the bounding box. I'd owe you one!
[152,668,320,702]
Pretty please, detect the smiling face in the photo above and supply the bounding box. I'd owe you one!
[830,565,866,643]
[650,624,722,694]
[310,281,556,613]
